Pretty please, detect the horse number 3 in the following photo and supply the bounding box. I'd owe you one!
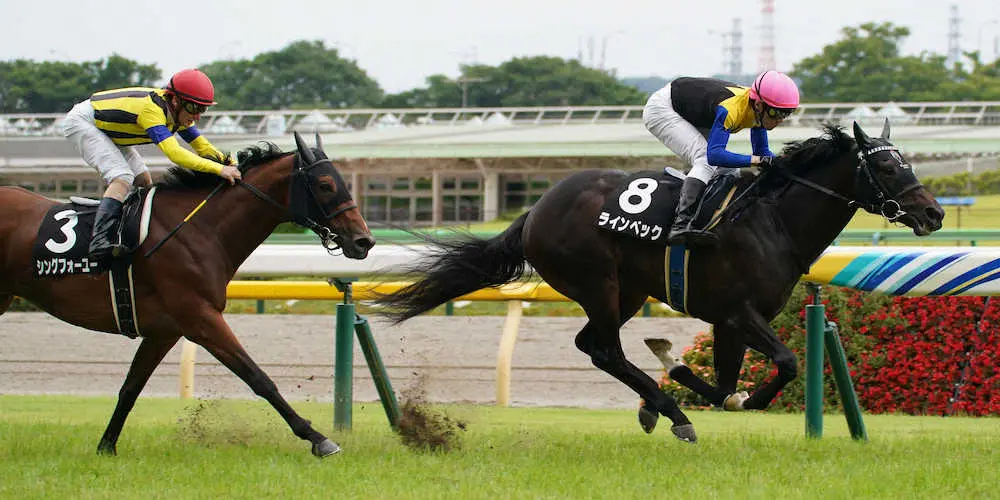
[44,209,79,254]
[618,177,657,214]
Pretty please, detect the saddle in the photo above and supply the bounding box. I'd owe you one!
[595,168,743,245]
[32,187,158,338]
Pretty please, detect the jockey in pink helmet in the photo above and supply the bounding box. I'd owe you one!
[642,70,800,246]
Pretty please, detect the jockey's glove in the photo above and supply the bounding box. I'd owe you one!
[759,155,780,170]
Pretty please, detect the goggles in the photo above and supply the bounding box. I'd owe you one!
[180,100,208,115]
[765,106,795,120]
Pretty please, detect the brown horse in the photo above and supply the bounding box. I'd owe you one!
[0,132,374,457]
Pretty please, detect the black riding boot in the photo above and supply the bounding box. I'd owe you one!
[89,197,126,261]
[667,177,719,247]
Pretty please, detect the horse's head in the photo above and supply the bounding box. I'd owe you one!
[851,120,944,236]
[289,132,374,259]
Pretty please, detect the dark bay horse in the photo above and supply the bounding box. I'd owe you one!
[0,132,374,457]
[377,121,944,442]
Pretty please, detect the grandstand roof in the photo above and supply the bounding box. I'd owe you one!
[4,103,1000,166]
[213,122,1000,159]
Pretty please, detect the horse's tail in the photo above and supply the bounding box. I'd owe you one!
[377,212,530,323]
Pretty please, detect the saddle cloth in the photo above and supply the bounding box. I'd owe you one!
[594,168,745,315]
[595,168,741,245]
[32,187,157,278]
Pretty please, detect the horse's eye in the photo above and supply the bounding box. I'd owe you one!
[319,183,335,193]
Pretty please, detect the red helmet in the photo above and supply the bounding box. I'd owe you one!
[166,69,216,106]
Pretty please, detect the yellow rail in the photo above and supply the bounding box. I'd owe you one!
[226,280,666,302]
[226,280,575,301]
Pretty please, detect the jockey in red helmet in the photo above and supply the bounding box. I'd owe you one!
[62,68,242,261]
[643,70,800,247]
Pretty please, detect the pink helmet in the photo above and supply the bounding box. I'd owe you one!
[749,70,799,109]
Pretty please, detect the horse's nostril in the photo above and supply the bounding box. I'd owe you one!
[356,237,375,250]
[928,206,945,221]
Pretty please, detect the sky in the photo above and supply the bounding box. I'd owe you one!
[4,0,1000,93]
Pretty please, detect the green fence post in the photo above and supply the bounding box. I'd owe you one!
[824,321,869,441]
[445,301,454,316]
[642,302,652,317]
[355,315,401,430]
[805,283,825,439]
[332,278,357,431]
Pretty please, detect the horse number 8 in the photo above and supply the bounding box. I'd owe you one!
[618,178,658,214]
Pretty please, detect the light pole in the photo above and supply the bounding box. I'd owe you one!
[599,30,625,71]
[456,76,487,108]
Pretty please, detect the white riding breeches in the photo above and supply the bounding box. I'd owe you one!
[62,100,149,185]
[642,83,738,184]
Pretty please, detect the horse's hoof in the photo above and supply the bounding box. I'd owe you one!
[638,405,659,434]
[723,391,749,411]
[96,443,117,456]
[311,439,341,458]
[671,424,697,443]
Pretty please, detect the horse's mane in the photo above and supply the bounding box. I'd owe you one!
[155,142,293,191]
[740,123,858,200]
[779,123,856,169]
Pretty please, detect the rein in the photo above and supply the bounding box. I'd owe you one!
[774,144,922,222]
[144,155,357,258]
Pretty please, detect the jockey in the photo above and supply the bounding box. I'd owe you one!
[62,68,242,261]
[643,70,799,246]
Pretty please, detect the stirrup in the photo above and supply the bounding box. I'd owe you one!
[668,229,719,247]
[89,241,128,261]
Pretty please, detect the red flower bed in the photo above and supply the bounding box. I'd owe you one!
[660,285,1000,416]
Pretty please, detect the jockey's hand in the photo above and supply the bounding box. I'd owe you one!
[758,155,780,170]
[219,165,242,185]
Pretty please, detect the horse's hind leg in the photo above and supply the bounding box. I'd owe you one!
[189,311,339,458]
[576,290,696,442]
[0,295,13,316]
[98,336,180,455]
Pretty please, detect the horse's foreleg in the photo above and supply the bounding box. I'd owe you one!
[738,312,798,411]
[713,322,751,410]
[189,313,339,458]
[98,336,179,455]
[644,337,726,406]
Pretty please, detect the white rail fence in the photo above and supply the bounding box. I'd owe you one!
[5,101,1000,138]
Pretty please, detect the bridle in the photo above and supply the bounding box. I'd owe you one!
[239,153,357,254]
[774,143,923,223]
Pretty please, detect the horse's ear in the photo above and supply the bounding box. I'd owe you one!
[315,132,323,152]
[293,131,317,166]
[852,121,872,148]
[880,118,891,140]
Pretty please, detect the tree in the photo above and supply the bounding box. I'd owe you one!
[85,54,160,91]
[202,40,383,109]
[791,22,952,102]
[382,56,647,108]
[0,55,161,113]
[936,52,1000,100]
